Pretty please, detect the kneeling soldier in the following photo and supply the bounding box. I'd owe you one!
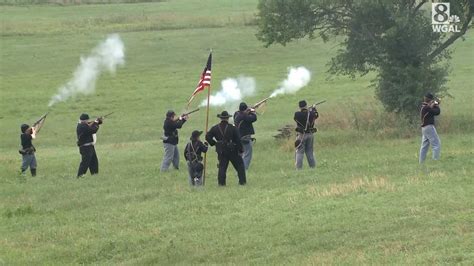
[184,130,208,186]
[76,113,103,178]
[294,100,319,169]
[206,111,246,186]
[19,124,37,176]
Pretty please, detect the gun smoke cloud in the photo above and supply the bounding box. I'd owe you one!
[48,34,125,107]
[201,76,256,108]
[269,66,311,98]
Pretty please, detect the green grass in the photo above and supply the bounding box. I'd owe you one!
[1,0,473,264]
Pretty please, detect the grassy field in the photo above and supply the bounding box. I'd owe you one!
[1,0,473,264]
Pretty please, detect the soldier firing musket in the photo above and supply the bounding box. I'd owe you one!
[294,100,320,170]
[419,93,441,164]
[76,112,110,178]
[19,112,49,177]
[233,98,269,171]
[160,108,197,172]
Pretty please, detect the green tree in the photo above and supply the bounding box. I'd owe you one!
[257,0,472,117]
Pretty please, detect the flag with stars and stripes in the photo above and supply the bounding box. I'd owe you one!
[188,52,212,106]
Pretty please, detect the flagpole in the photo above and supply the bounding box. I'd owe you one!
[202,82,211,185]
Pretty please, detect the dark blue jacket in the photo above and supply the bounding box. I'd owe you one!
[234,111,257,137]
[294,108,318,133]
[77,122,99,146]
[163,118,186,145]
[184,140,208,162]
[420,103,440,127]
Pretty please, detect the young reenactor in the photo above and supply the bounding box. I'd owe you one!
[294,100,319,169]
[419,93,441,163]
[19,124,37,176]
[206,111,246,186]
[161,110,188,171]
[76,113,103,178]
[184,130,208,186]
[233,102,257,170]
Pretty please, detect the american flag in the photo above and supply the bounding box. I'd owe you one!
[188,53,212,106]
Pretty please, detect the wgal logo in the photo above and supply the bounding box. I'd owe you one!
[432,3,461,33]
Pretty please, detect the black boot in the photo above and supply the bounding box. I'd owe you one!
[30,168,37,177]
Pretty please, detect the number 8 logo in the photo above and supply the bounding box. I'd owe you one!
[432,3,450,24]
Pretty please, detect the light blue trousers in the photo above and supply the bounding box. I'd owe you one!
[242,141,253,170]
[160,143,179,171]
[21,153,37,171]
[295,133,316,169]
[419,125,441,164]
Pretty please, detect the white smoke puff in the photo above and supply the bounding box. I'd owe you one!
[48,34,125,107]
[269,66,311,98]
[201,76,256,108]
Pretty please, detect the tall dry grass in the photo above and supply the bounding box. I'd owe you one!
[275,100,473,148]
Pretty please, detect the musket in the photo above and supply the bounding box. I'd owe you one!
[311,100,326,107]
[87,112,114,125]
[98,112,114,119]
[252,97,270,109]
[27,112,49,134]
[182,108,200,116]
[171,108,199,122]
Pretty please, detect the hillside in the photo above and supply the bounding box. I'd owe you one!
[0,0,473,264]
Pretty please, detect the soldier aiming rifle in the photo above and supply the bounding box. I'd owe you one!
[233,98,268,170]
[160,108,199,172]
[294,100,324,170]
[19,112,48,177]
[419,93,441,164]
[76,112,112,178]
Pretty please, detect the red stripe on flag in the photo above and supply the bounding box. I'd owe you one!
[187,53,212,106]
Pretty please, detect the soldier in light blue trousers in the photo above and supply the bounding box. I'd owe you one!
[419,93,441,164]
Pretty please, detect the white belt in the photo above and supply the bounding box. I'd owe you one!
[81,142,94,147]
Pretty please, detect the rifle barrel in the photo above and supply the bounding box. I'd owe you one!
[185,108,200,116]
[33,112,49,126]
[253,97,270,109]
[313,100,327,106]
[101,112,114,118]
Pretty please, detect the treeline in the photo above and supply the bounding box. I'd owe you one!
[0,0,165,5]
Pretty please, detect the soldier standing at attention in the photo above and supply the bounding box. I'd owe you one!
[419,93,441,164]
[294,100,319,170]
[77,113,103,178]
[161,110,188,171]
[206,111,246,186]
[19,124,37,176]
[233,102,257,170]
